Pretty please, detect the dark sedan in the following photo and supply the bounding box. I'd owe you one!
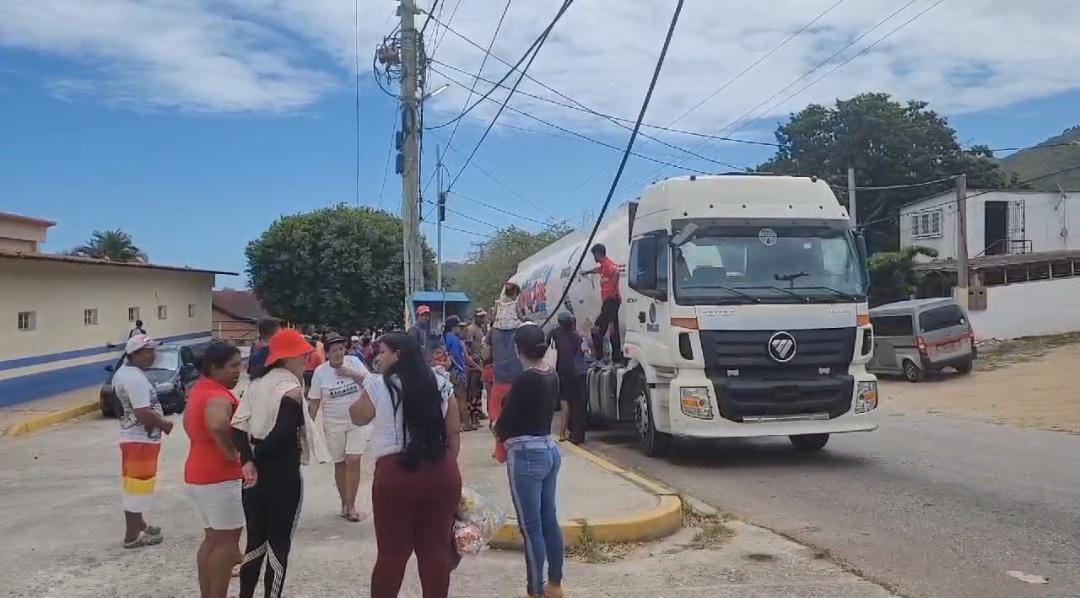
[99,345,199,417]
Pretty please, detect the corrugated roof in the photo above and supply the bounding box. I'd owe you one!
[914,249,1080,272]
[212,289,272,321]
[411,291,471,303]
[0,249,237,275]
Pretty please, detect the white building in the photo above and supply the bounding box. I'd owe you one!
[0,212,234,407]
[899,189,1078,260]
[900,189,1080,339]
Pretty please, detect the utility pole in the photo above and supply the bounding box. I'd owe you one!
[398,0,424,313]
[436,145,444,290]
[955,174,969,306]
[847,166,857,226]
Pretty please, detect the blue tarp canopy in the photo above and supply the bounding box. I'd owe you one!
[409,291,473,327]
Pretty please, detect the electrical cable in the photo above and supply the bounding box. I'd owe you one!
[446,0,575,192]
[542,0,685,328]
[424,0,571,131]
[431,0,463,57]
[428,65,715,176]
[376,112,398,210]
[440,142,556,219]
[446,190,551,226]
[726,0,947,137]
[419,0,441,35]
[442,0,512,158]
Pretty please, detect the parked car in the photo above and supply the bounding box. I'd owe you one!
[868,297,976,382]
[99,345,199,417]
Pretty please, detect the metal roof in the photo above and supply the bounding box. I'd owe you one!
[411,291,471,303]
[0,249,237,276]
[913,249,1080,272]
[870,297,957,314]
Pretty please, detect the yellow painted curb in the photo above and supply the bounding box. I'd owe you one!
[490,441,683,550]
[4,401,99,437]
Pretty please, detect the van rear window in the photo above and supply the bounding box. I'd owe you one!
[872,315,914,336]
[919,305,966,332]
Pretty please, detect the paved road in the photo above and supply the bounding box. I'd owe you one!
[586,409,1080,598]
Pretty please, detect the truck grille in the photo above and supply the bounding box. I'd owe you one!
[698,328,856,422]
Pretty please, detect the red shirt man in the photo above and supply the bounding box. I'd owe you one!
[583,243,623,363]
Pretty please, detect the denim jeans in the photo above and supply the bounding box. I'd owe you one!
[506,437,563,596]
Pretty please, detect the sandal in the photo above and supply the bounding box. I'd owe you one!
[123,531,163,549]
[346,509,369,523]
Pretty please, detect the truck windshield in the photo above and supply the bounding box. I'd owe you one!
[673,224,867,304]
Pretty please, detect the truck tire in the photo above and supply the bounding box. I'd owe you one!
[902,359,924,383]
[632,376,671,457]
[955,359,974,374]
[789,433,829,451]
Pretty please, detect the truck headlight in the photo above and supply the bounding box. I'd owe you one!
[680,387,713,420]
[155,382,175,394]
[854,381,878,414]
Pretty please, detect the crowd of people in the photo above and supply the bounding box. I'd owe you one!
[110,288,581,598]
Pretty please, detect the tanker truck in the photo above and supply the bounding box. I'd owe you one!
[507,174,878,456]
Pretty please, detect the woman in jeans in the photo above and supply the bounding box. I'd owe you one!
[495,323,565,598]
[349,333,462,598]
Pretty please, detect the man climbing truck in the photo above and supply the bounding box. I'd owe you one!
[509,175,879,456]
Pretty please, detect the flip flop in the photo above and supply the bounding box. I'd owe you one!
[346,509,369,522]
[123,531,163,549]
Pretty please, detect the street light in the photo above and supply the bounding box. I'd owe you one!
[421,84,449,102]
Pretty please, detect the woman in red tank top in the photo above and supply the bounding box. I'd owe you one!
[183,341,248,598]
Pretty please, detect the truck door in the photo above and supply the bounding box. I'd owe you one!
[627,231,670,364]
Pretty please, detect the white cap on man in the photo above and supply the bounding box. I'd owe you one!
[125,334,159,355]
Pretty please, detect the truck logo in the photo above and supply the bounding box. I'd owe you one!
[767,331,797,363]
[758,227,778,246]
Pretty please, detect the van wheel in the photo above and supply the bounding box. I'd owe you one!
[955,359,974,375]
[790,433,829,451]
[633,377,671,457]
[902,359,924,383]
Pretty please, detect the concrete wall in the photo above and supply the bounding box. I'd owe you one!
[900,191,1079,261]
[0,217,49,250]
[0,258,214,405]
[961,277,1080,339]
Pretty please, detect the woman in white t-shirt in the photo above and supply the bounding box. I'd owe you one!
[307,332,372,522]
[349,333,462,598]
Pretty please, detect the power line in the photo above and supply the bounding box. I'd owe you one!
[446,190,551,226]
[667,0,851,129]
[442,0,512,158]
[428,65,716,175]
[972,141,1080,154]
[418,0,441,35]
[543,0,685,328]
[376,112,398,210]
[831,175,958,191]
[446,0,575,192]
[727,0,947,137]
[425,219,497,240]
[440,142,556,218]
[422,198,500,229]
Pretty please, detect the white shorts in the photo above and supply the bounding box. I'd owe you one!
[324,418,371,462]
[187,480,245,530]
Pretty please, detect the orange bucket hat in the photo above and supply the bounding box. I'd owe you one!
[263,328,315,366]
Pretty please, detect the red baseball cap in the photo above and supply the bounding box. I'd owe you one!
[263,328,314,366]
[417,305,431,315]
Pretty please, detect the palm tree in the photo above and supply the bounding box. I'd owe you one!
[71,229,147,262]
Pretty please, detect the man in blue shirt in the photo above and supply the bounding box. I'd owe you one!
[443,316,480,430]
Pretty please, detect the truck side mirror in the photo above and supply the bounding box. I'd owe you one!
[854,229,871,290]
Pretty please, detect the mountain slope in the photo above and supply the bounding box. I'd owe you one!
[1000,126,1080,191]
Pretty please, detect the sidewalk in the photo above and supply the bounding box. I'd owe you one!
[0,385,99,435]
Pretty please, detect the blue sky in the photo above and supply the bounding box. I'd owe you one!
[2,1,1079,288]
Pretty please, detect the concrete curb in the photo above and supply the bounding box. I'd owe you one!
[4,400,99,437]
[490,441,683,550]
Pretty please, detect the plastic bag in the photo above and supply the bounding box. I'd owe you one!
[454,487,507,556]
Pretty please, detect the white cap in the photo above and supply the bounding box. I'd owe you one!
[351,335,361,343]
[125,334,159,355]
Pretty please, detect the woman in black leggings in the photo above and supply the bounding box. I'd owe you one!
[231,329,313,598]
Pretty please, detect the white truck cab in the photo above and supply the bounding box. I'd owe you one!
[510,175,879,456]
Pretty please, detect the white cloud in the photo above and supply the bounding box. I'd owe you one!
[1,0,1078,128]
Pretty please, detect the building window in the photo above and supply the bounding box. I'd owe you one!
[18,311,36,331]
[83,308,99,326]
[128,307,140,322]
[188,304,196,318]
[911,209,944,239]
[157,305,168,320]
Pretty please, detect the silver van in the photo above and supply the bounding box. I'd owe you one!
[868,298,975,382]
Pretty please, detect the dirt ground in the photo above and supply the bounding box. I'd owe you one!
[880,336,1080,433]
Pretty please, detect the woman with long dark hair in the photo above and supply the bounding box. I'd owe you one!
[349,333,462,598]
[496,323,565,598]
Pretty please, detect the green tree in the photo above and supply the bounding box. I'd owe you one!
[246,205,434,331]
[758,93,1019,251]
[72,229,147,261]
[457,224,573,312]
[867,246,938,306]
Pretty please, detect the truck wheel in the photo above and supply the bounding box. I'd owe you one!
[955,359,974,375]
[902,359,924,383]
[633,378,671,457]
[789,433,829,451]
